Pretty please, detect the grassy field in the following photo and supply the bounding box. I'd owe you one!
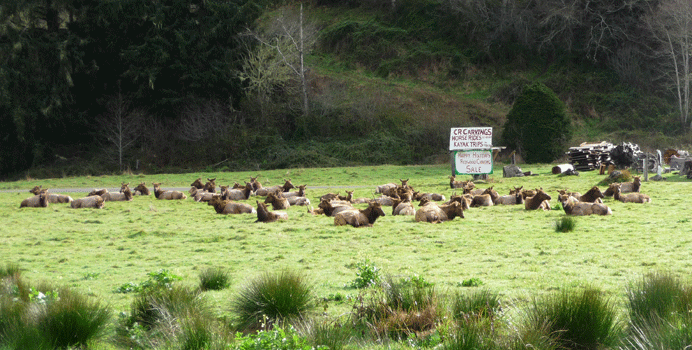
[1,162,690,331]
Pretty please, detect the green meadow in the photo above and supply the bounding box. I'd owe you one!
[2,162,691,348]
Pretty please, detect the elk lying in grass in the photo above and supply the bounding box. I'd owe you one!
[29,186,73,203]
[449,175,469,189]
[560,196,612,216]
[20,190,49,208]
[264,190,290,210]
[577,186,604,203]
[133,182,150,195]
[334,201,386,227]
[71,195,105,209]
[317,199,355,217]
[283,185,311,206]
[255,179,295,197]
[414,201,464,223]
[220,183,253,201]
[152,183,187,200]
[496,186,524,205]
[88,188,109,197]
[603,176,642,196]
[414,191,446,202]
[189,187,217,202]
[525,189,552,210]
[613,183,651,203]
[102,183,133,201]
[375,183,397,196]
[255,201,288,222]
[208,196,255,214]
[203,178,216,193]
[190,178,204,189]
[391,198,415,216]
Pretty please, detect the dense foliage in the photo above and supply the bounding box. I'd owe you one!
[502,82,572,163]
[1,0,688,178]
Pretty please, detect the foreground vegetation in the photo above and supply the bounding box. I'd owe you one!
[1,163,692,348]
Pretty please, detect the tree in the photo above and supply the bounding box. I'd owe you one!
[644,0,692,129]
[96,92,142,172]
[502,82,572,163]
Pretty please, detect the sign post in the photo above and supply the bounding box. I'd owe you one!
[449,127,494,176]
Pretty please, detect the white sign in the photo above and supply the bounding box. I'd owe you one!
[454,150,494,175]
[449,127,493,150]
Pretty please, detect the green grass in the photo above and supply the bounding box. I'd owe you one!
[1,162,691,348]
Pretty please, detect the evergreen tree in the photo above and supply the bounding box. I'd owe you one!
[502,82,572,163]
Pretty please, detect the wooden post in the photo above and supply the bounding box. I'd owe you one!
[643,157,648,181]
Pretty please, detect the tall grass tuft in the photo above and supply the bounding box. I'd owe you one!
[299,317,353,350]
[619,314,692,350]
[524,287,622,350]
[0,263,20,279]
[626,271,690,328]
[231,270,314,331]
[451,289,501,320]
[441,320,497,350]
[555,216,576,233]
[199,267,231,291]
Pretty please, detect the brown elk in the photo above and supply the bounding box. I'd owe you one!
[449,175,468,189]
[220,183,253,201]
[88,188,109,197]
[20,190,49,208]
[29,186,73,203]
[414,201,465,223]
[190,187,217,202]
[264,190,290,210]
[317,199,355,217]
[71,195,105,209]
[470,186,498,207]
[496,186,524,205]
[255,201,288,222]
[133,182,150,195]
[603,176,642,196]
[190,178,204,189]
[524,189,552,210]
[255,179,295,197]
[208,196,255,214]
[577,186,604,203]
[334,201,386,227]
[152,183,187,200]
[613,183,651,203]
[391,197,415,216]
[102,183,134,201]
[560,196,612,216]
[203,178,216,193]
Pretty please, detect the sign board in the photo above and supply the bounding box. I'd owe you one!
[449,127,493,151]
[454,150,493,175]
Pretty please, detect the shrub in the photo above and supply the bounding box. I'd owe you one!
[524,287,622,349]
[114,269,182,294]
[451,289,501,320]
[348,259,381,289]
[502,82,572,163]
[231,270,314,331]
[199,267,231,291]
[233,325,325,350]
[555,216,576,233]
[626,272,692,328]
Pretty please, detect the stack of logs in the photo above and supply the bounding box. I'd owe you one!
[567,141,615,171]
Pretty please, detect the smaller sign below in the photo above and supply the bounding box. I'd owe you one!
[449,127,493,150]
[454,150,494,175]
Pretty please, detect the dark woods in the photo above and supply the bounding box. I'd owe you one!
[0,0,684,178]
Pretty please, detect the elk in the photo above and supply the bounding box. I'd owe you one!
[152,183,187,200]
[334,201,386,227]
[190,178,204,189]
[190,187,217,202]
[208,196,255,214]
[255,179,295,197]
[133,182,150,195]
[71,195,105,209]
[496,186,524,205]
[449,175,468,189]
[560,196,612,216]
[255,201,288,222]
[317,199,355,217]
[577,186,604,203]
[264,190,290,210]
[102,183,133,201]
[603,176,642,196]
[613,183,651,203]
[88,188,109,197]
[470,186,498,207]
[220,183,253,201]
[20,190,49,208]
[29,186,72,203]
[415,201,464,223]
[203,178,216,193]
[391,197,415,216]
[524,189,552,210]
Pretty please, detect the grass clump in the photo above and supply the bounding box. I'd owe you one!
[451,289,501,320]
[0,279,110,350]
[555,216,577,233]
[523,287,622,350]
[199,267,231,291]
[231,270,314,331]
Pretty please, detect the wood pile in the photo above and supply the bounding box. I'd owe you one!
[567,141,614,171]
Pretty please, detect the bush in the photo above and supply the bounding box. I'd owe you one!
[199,267,231,291]
[555,216,576,233]
[502,82,572,163]
[524,287,622,349]
[231,270,314,331]
[348,259,381,289]
[233,325,325,350]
